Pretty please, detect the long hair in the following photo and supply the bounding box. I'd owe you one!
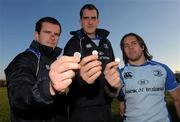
[120,33,153,64]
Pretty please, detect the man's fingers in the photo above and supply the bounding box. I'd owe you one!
[51,56,81,73]
[80,55,98,66]
[111,77,121,88]
[57,55,80,63]
[80,56,102,84]
[87,66,102,77]
[87,71,102,84]
[50,62,80,74]
[62,78,73,87]
[105,61,119,70]
[58,63,80,73]
[51,78,72,92]
[104,63,121,88]
[56,70,76,82]
[84,60,102,72]
[104,61,119,75]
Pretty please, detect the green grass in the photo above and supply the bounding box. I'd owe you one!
[165,92,179,122]
[112,99,122,122]
[0,87,10,122]
[0,87,179,122]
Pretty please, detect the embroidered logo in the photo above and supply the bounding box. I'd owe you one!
[104,44,109,48]
[86,44,92,49]
[124,72,133,79]
[153,70,163,77]
[98,51,104,56]
[137,79,149,85]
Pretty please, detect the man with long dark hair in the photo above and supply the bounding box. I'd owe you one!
[118,33,180,122]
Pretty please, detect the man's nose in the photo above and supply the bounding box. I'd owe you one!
[50,34,55,39]
[88,18,94,24]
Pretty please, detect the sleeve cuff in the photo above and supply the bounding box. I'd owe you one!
[36,77,55,104]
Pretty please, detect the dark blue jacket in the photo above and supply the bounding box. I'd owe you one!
[5,40,68,122]
[64,28,115,108]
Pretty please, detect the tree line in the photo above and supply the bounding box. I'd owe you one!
[0,79,7,87]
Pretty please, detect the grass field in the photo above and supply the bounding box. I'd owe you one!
[0,87,179,122]
[0,87,10,122]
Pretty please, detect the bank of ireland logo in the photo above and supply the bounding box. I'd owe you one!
[153,69,163,77]
[137,79,149,85]
[123,72,133,79]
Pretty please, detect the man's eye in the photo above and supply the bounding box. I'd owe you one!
[83,17,89,19]
[91,17,97,19]
[54,33,60,36]
[83,17,97,20]
[43,31,51,34]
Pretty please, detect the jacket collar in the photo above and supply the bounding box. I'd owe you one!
[70,28,110,40]
[29,40,62,59]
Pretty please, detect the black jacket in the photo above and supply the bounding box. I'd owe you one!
[5,40,68,122]
[63,29,115,108]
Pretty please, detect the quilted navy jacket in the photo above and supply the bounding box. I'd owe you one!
[63,28,116,108]
[5,40,68,122]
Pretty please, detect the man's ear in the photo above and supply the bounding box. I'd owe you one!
[142,45,145,51]
[97,18,100,25]
[79,19,82,27]
[34,32,39,41]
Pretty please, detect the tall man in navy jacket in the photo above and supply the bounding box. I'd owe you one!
[64,4,122,122]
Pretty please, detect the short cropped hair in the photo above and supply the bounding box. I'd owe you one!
[35,17,61,34]
[80,4,99,19]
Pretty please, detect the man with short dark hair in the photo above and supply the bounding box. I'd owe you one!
[64,4,122,122]
[5,17,81,122]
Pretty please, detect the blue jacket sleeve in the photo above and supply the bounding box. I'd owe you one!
[5,53,54,112]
